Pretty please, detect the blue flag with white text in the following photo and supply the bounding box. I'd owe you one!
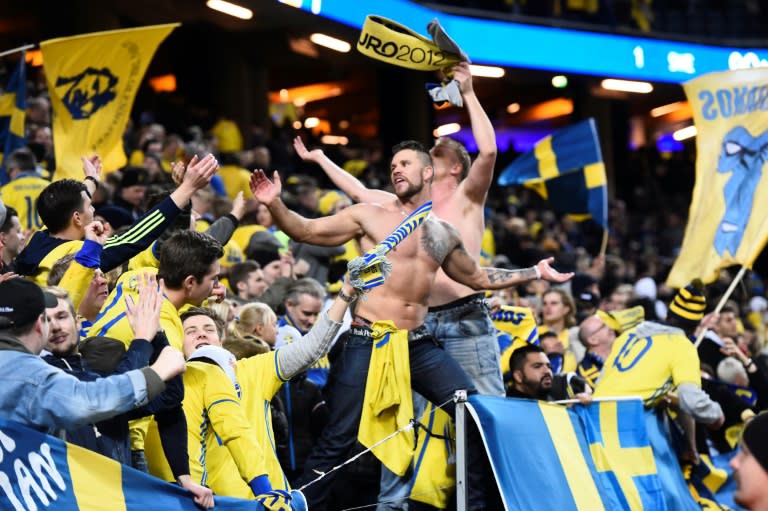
[0,418,277,511]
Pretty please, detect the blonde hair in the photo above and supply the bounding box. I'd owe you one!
[228,302,276,344]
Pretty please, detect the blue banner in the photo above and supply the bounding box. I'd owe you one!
[0,418,266,510]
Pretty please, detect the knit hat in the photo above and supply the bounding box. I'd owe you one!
[246,230,282,267]
[667,279,706,327]
[742,412,768,472]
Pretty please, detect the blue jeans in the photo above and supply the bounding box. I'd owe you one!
[378,296,504,510]
[424,294,504,397]
[297,327,481,511]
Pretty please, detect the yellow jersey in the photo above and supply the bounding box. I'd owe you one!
[538,325,577,373]
[595,322,702,407]
[1,174,49,231]
[206,351,289,497]
[149,361,268,489]
[87,267,183,351]
[219,165,254,201]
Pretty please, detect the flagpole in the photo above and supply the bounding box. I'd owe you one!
[599,227,608,258]
[0,44,35,59]
[694,265,748,348]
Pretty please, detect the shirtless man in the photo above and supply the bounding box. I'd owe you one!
[294,62,503,396]
[250,140,571,510]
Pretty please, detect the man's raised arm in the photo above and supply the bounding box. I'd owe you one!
[454,62,497,203]
[250,169,364,247]
[293,136,393,204]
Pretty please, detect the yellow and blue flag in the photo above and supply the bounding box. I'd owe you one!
[497,118,607,228]
[0,54,26,183]
[0,418,282,511]
[667,68,768,288]
[40,24,178,181]
[467,396,676,510]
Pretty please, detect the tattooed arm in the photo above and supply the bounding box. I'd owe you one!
[428,220,573,290]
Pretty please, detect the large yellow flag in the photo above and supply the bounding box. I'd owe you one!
[667,68,768,288]
[41,24,178,180]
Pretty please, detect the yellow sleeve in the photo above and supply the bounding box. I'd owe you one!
[671,334,702,387]
[58,260,94,312]
[35,240,83,286]
[203,363,269,485]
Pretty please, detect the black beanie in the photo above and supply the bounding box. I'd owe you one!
[742,413,768,472]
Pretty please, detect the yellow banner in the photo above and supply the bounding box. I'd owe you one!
[667,68,768,288]
[41,24,178,180]
[357,16,460,72]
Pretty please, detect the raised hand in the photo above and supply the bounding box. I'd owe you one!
[249,169,282,206]
[84,220,109,246]
[452,61,474,96]
[170,160,186,187]
[125,273,163,341]
[536,257,574,283]
[81,154,103,180]
[231,191,246,220]
[293,137,324,163]
[182,154,219,191]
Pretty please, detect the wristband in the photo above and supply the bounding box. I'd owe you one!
[744,359,755,370]
[84,176,99,185]
[533,266,541,280]
[338,289,357,303]
[249,474,272,496]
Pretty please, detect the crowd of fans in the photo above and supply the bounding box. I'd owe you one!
[1,58,768,511]
[426,0,766,39]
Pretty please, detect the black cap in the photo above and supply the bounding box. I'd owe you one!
[0,279,57,328]
[246,231,282,266]
[120,166,149,188]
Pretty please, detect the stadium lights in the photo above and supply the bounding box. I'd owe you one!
[468,65,505,78]
[507,103,521,114]
[304,117,320,128]
[310,33,351,53]
[206,0,253,20]
[601,79,653,93]
[433,123,461,137]
[673,125,697,141]
[551,75,568,88]
[651,101,685,117]
[321,135,349,145]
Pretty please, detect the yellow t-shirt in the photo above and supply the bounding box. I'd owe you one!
[231,225,266,254]
[219,165,254,201]
[595,327,702,406]
[206,351,288,497]
[87,267,183,351]
[537,325,577,373]
[150,361,267,489]
[2,174,49,232]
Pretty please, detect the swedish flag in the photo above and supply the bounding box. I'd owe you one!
[0,54,26,183]
[467,396,668,510]
[0,418,283,510]
[497,118,607,228]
